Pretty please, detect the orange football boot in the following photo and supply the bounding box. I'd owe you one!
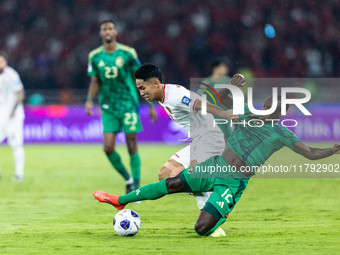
[93,191,126,210]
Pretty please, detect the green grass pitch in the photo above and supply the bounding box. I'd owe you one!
[0,144,339,254]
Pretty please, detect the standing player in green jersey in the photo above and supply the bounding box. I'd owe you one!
[94,88,340,236]
[85,20,157,193]
[197,58,233,140]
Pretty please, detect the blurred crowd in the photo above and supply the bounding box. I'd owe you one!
[1,0,340,103]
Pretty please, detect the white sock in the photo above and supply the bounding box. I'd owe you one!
[194,192,212,210]
[125,176,133,184]
[13,146,25,178]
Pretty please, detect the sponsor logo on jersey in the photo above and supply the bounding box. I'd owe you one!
[187,167,194,174]
[115,57,124,67]
[98,60,105,67]
[181,96,191,106]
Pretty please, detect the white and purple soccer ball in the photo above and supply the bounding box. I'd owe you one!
[113,209,141,236]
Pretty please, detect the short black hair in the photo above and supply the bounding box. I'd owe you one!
[99,19,116,27]
[278,95,289,111]
[134,64,163,83]
[211,58,229,69]
[0,51,8,60]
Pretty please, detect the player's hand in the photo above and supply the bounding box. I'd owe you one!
[9,112,14,118]
[85,101,94,116]
[332,143,340,154]
[149,107,158,124]
[221,109,238,121]
[228,74,246,87]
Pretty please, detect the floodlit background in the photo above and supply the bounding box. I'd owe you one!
[1,0,339,144]
[1,0,340,103]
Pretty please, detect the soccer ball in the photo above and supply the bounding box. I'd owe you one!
[113,209,141,236]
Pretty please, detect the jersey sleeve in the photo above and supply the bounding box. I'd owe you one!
[275,125,302,151]
[128,48,141,74]
[166,85,191,110]
[189,91,202,114]
[87,53,98,77]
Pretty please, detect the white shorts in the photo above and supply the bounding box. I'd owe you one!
[0,116,24,147]
[170,131,225,168]
[170,145,191,168]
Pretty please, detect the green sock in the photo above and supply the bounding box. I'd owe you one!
[118,179,168,204]
[130,153,141,189]
[107,151,130,181]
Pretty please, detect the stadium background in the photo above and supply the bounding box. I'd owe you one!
[1,0,339,144]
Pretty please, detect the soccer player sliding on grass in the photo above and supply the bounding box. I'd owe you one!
[94,87,340,237]
[131,64,242,237]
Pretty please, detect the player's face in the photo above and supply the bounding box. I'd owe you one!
[0,56,7,73]
[260,98,282,120]
[218,63,228,76]
[136,78,162,102]
[214,63,228,76]
[100,22,118,44]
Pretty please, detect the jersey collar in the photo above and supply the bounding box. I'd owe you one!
[161,84,166,103]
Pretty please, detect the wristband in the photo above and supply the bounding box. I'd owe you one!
[86,98,93,102]
[148,102,154,107]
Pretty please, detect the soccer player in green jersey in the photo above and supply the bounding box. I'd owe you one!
[85,20,157,193]
[94,87,340,236]
[197,58,233,140]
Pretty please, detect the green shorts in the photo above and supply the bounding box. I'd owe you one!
[179,155,249,217]
[101,108,143,134]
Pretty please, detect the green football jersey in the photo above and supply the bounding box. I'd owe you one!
[198,76,233,138]
[227,104,301,169]
[197,76,230,99]
[87,43,141,116]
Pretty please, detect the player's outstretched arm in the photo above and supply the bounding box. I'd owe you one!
[228,74,246,88]
[195,100,238,121]
[10,89,25,118]
[334,144,340,154]
[148,106,158,124]
[218,74,246,109]
[293,142,340,160]
[85,76,99,115]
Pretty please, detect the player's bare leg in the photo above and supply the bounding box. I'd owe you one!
[125,134,138,155]
[103,132,117,156]
[158,159,198,180]
[158,159,184,180]
[103,133,133,193]
[195,209,226,237]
